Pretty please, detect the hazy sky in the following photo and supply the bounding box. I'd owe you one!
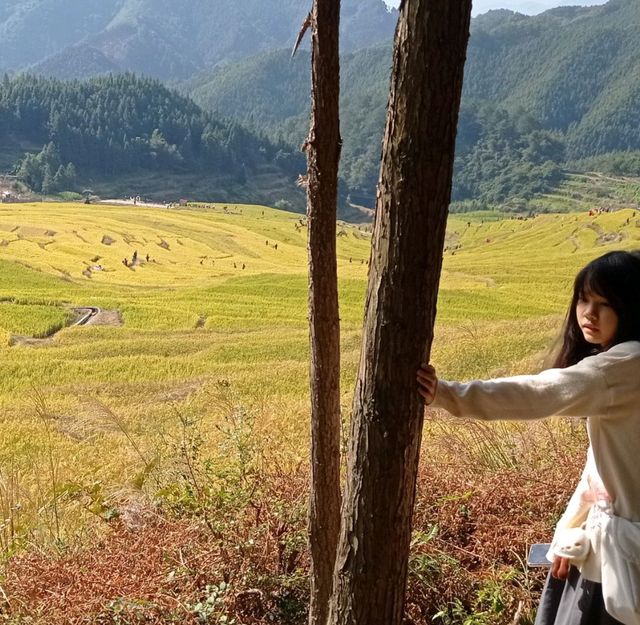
[383,0,608,16]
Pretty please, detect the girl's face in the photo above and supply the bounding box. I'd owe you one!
[576,290,619,348]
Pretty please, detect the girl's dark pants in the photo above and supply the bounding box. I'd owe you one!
[535,567,623,625]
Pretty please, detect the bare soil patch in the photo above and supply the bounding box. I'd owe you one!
[9,335,56,347]
[84,310,123,327]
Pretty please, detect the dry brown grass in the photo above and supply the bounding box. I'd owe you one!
[2,468,311,624]
[1,419,585,625]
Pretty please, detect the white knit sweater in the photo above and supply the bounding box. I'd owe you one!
[431,340,640,581]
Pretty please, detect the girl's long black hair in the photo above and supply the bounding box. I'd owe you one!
[554,250,640,368]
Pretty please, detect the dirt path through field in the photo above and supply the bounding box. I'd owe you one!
[82,309,123,326]
[9,308,122,347]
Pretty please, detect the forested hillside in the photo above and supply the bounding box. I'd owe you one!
[188,48,567,207]
[0,0,397,81]
[0,74,304,203]
[187,0,640,209]
[27,45,120,82]
[3,0,639,212]
[465,0,640,159]
[185,45,391,204]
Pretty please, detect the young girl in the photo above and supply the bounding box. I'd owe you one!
[417,250,640,625]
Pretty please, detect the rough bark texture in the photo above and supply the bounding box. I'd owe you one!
[327,1,472,623]
[305,1,342,625]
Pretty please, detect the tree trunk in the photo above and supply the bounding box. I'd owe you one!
[305,1,342,625]
[327,1,472,624]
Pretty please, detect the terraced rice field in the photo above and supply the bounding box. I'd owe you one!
[0,200,638,551]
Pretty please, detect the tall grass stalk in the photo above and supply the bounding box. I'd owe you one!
[425,412,581,473]
[0,462,21,556]
[80,397,156,485]
[32,390,62,547]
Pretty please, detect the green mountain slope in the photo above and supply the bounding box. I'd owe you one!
[464,0,640,157]
[185,50,311,131]
[1,0,398,80]
[188,45,394,202]
[188,48,567,206]
[29,44,121,81]
[0,0,120,73]
[5,0,639,211]
[0,74,306,208]
[186,0,640,206]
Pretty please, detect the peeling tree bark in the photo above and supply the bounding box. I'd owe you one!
[327,1,472,623]
[305,1,342,625]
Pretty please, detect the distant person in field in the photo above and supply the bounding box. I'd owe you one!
[418,251,640,625]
